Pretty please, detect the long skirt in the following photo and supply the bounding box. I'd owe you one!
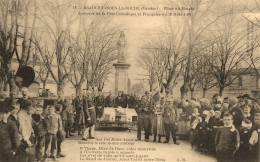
[176,121,189,136]
[157,115,165,136]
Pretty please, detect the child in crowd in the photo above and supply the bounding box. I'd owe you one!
[66,100,75,138]
[189,108,200,149]
[55,104,66,158]
[207,111,223,154]
[215,113,240,162]
[235,119,252,162]
[44,105,62,161]
[244,106,253,122]
[60,102,69,138]
[176,108,188,140]
[32,105,46,162]
[196,114,208,151]
[8,99,20,129]
[249,112,260,162]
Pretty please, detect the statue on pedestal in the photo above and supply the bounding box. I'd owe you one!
[117,31,127,63]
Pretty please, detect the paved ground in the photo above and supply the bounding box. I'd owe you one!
[45,128,216,162]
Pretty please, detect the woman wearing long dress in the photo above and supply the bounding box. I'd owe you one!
[152,98,166,143]
[176,108,189,140]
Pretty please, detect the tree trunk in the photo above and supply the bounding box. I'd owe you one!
[190,88,194,99]
[20,0,34,68]
[43,81,46,89]
[219,87,224,96]
[202,88,207,98]
[75,85,81,97]
[57,82,65,96]
[180,85,189,100]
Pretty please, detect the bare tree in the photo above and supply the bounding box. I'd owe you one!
[34,0,78,94]
[0,0,37,94]
[138,28,186,95]
[164,0,220,99]
[207,6,259,95]
[241,0,260,28]
[82,18,119,91]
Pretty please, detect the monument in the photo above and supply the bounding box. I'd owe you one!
[113,31,131,95]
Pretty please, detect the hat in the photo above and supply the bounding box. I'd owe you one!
[221,103,229,109]
[216,96,224,104]
[199,98,210,106]
[242,119,252,129]
[85,120,94,128]
[215,111,221,115]
[229,97,238,104]
[214,104,222,110]
[202,110,209,116]
[20,99,32,110]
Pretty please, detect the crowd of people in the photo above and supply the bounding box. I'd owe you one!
[0,87,259,162]
[132,92,260,162]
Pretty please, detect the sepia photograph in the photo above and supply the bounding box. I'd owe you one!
[0,0,259,162]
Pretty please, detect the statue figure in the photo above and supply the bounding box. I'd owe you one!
[117,31,127,62]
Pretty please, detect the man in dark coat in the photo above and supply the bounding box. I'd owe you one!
[0,99,21,162]
[94,91,104,119]
[114,95,122,108]
[228,97,244,129]
[135,96,152,142]
[128,93,137,108]
[105,92,114,107]
[83,91,96,139]
[74,91,85,135]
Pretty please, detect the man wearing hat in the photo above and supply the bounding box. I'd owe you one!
[94,91,105,120]
[135,96,152,142]
[74,91,85,135]
[83,90,96,140]
[228,97,244,128]
[163,98,180,145]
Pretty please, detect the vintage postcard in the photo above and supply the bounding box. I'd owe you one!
[0,0,259,162]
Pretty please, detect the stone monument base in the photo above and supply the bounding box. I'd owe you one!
[113,62,131,95]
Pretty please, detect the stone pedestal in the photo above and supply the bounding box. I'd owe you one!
[113,63,131,95]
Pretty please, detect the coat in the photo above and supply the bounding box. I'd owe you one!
[135,101,152,119]
[163,106,177,124]
[32,114,46,137]
[44,113,62,134]
[229,105,244,128]
[74,97,84,114]
[0,119,20,152]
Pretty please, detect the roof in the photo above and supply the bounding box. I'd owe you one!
[230,67,260,76]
